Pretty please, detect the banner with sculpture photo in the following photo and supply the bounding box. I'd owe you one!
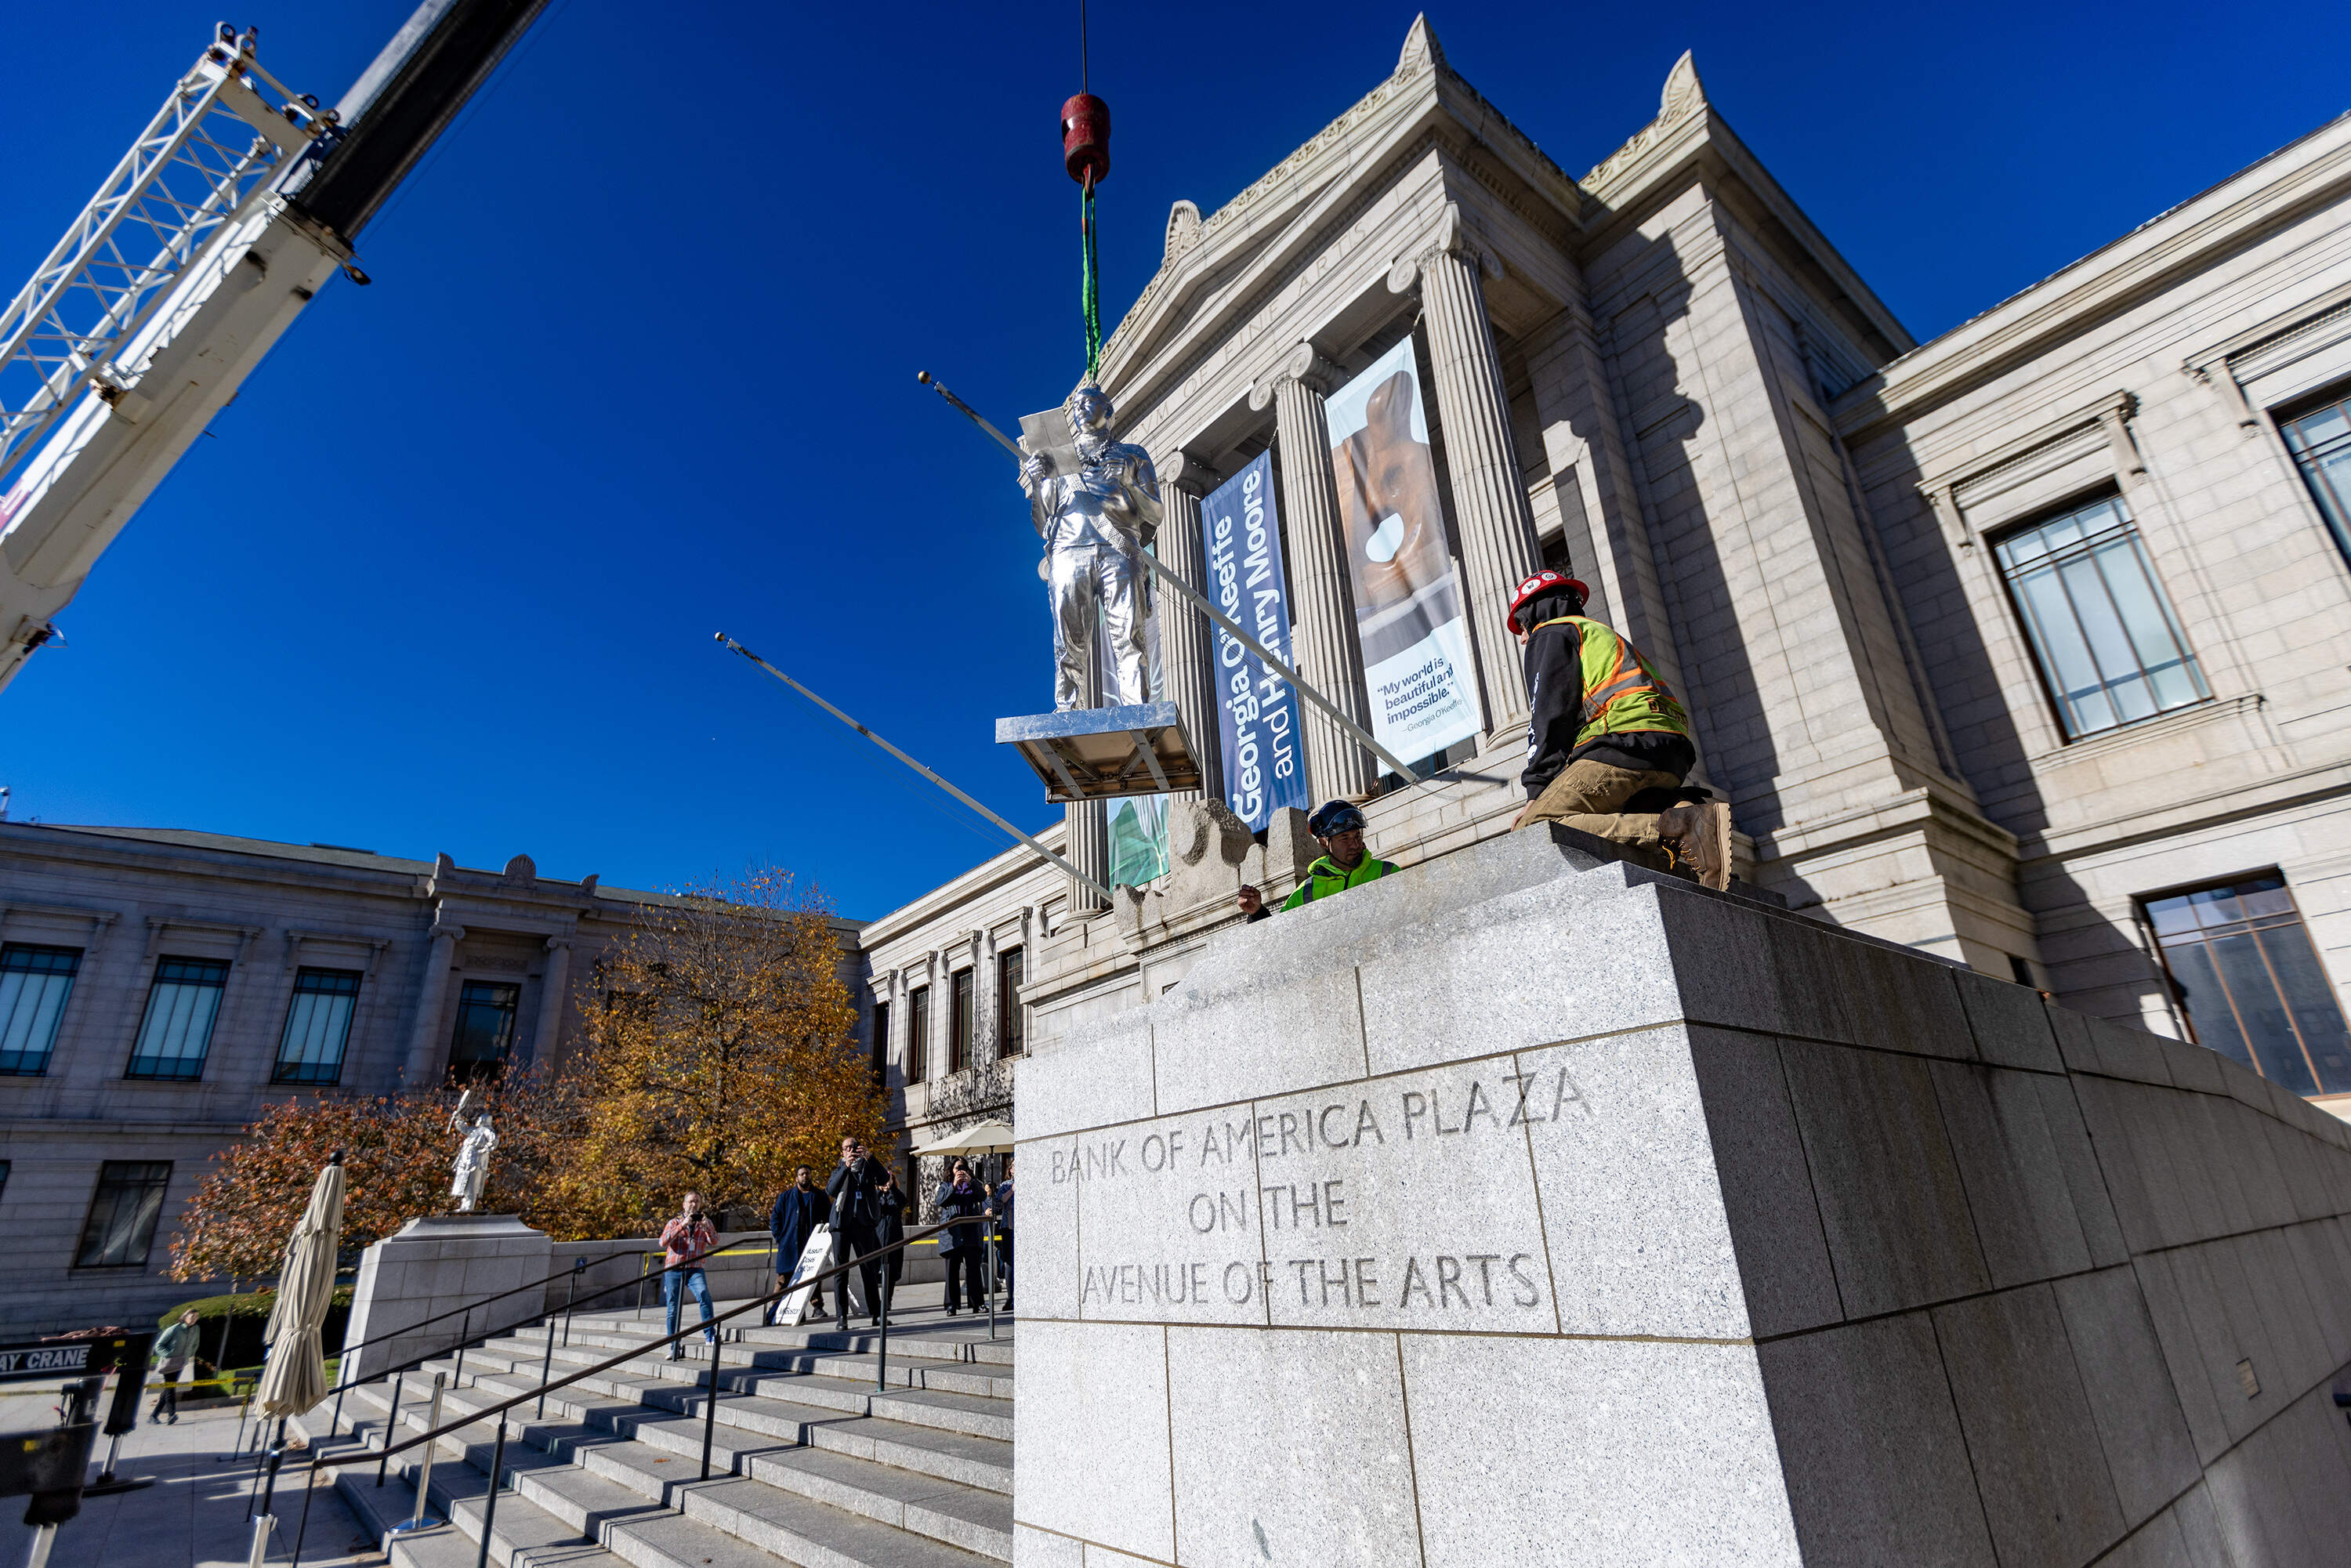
[1104,577,1171,887]
[1326,337,1483,763]
[1199,451,1307,831]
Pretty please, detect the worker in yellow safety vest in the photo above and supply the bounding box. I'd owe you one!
[1236,801,1397,922]
[1507,570,1730,889]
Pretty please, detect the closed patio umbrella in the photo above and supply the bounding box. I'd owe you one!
[256,1151,345,1419]
[908,1121,1016,1157]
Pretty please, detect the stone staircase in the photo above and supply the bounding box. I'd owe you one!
[296,1301,1014,1568]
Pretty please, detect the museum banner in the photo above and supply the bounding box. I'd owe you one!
[1106,575,1171,887]
[1326,338,1483,763]
[1199,452,1307,831]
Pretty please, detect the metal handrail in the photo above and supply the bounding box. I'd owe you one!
[330,1232,764,1367]
[317,1232,757,1403]
[310,1219,959,1474]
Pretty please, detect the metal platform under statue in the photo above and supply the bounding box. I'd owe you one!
[997,701,1201,803]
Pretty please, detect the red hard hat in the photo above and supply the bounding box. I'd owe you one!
[1506,570,1589,634]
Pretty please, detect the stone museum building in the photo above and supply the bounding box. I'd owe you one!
[858,19,2351,1164]
[9,16,2351,1334]
[0,821,855,1335]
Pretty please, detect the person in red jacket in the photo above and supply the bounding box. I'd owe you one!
[657,1192,719,1360]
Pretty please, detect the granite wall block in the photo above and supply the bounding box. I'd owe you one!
[1779,1039,1991,1316]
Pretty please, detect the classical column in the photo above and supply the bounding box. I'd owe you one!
[1250,343,1374,800]
[1065,800,1109,912]
[527,937,572,1068]
[400,922,464,1088]
[1155,452,1223,802]
[1391,205,1541,726]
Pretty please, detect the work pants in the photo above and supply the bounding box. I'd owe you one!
[833,1225,884,1324]
[944,1250,985,1313]
[150,1363,184,1421]
[1050,544,1147,709]
[1515,761,1684,871]
[663,1266,715,1344]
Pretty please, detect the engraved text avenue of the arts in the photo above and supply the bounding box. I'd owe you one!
[1048,1058,1585,1327]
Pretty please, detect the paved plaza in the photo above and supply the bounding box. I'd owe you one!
[0,1400,382,1567]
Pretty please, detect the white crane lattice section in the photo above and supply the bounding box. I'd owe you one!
[0,27,329,489]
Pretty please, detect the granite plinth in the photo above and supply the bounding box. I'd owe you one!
[1012,827,2351,1566]
[339,1213,550,1386]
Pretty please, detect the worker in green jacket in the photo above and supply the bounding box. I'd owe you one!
[1237,802,1397,922]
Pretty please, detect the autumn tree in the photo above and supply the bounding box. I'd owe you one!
[169,1077,568,1282]
[531,867,885,1239]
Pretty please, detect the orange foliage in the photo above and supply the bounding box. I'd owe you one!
[167,867,878,1277]
[168,1078,567,1281]
[534,869,884,1237]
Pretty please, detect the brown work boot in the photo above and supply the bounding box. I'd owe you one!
[1661,802,1731,891]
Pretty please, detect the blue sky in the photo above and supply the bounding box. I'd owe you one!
[2,2,2336,920]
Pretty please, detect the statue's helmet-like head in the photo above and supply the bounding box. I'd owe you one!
[1066,377,1114,440]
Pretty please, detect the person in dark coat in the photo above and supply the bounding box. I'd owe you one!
[826,1135,889,1327]
[936,1160,989,1315]
[874,1164,911,1313]
[768,1165,830,1318]
[987,1155,1016,1313]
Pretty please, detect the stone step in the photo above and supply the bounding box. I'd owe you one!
[456,1360,1012,1494]
[679,1472,1005,1568]
[498,1331,1016,1400]
[333,1348,1010,1563]
[555,1305,1019,1366]
[455,1336,1013,1440]
[480,1326,1015,1400]
[331,1379,1004,1567]
[313,1414,636,1568]
[461,1335,1011,1429]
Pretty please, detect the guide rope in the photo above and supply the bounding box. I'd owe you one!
[1081,174,1102,378]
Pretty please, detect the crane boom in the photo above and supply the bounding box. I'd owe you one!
[0,1,550,695]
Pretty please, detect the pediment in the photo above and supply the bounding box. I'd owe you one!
[1101,20,1585,390]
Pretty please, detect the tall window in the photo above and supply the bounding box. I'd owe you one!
[2280,388,2351,567]
[870,999,890,1087]
[950,969,974,1075]
[127,957,230,1080]
[998,947,1025,1058]
[2145,874,2351,1096]
[274,968,362,1085]
[1994,494,2208,739]
[448,981,519,1084]
[0,943,82,1075]
[75,1161,172,1268]
[907,985,931,1085]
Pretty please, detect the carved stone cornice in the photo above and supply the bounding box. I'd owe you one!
[1246,343,1342,412]
[281,928,393,975]
[143,914,263,959]
[1581,50,1708,193]
[1161,200,1204,267]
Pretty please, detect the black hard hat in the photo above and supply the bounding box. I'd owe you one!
[1308,801,1367,837]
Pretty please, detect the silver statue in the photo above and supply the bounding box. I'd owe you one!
[1020,378,1162,709]
[448,1108,496,1213]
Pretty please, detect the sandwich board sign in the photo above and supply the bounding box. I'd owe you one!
[776,1224,835,1325]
